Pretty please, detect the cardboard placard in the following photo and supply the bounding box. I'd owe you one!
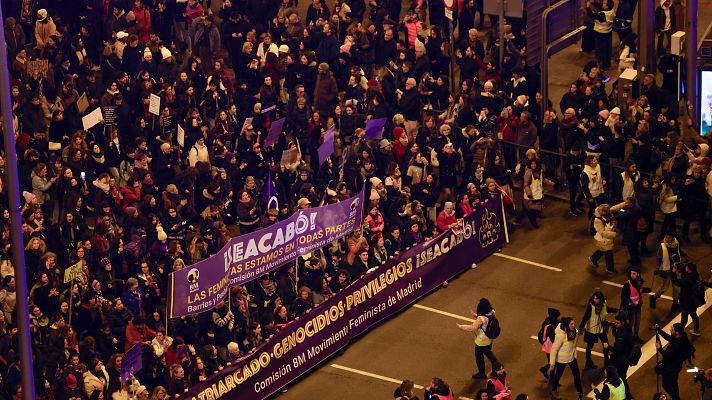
[26,59,49,76]
[149,94,161,116]
[81,107,104,130]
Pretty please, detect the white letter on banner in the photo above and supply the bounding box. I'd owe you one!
[295,214,309,235]
[244,239,259,259]
[233,242,244,262]
[285,223,295,243]
[258,233,273,253]
[273,228,284,247]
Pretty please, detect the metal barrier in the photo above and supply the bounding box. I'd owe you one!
[493,139,659,203]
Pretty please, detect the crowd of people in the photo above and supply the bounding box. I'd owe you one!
[0,0,709,399]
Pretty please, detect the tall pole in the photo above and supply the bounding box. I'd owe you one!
[686,0,699,126]
[638,0,656,72]
[0,5,36,400]
[499,0,506,67]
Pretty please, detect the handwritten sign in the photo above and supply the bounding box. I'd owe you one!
[81,107,104,130]
[63,261,84,284]
[149,94,161,116]
[102,106,117,126]
[26,59,49,76]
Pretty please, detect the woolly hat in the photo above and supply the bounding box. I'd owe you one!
[100,257,111,267]
[160,46,172,60]
[278,44,290,53]
[598,109,610,120]
[370,176,382,186]
[393,126,405,138]
[297,197,311,207]
[610,107,621,115]
[547,308,561,320]
[414,39,425,53]
[116,31,129,39]
[516,95,528,105]
[143,47,152,58]
[166,184,178,195]
[379,139,391,149]
[22,191,36,203]
[157,225,167,241]
[37,9,48,21]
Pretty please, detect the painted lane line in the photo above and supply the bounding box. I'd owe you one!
[413,304,476,323]
[602,280,674,301]
[330,364,474,400]
[493,253,563,272]
[586,288,712,398]
[528,336,604,358]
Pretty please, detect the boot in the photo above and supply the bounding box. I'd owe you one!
[649,295,657,309]
[539,365,549,379]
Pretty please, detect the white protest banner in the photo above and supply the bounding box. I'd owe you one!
[149,94,161,116]
[81,107,104,130]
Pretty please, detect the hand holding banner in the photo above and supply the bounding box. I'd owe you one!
[81,107,104,130]
[364,117,387,140]
[317,127,336,166]
[149,94,161,116]
[121,342,143,383]
[264,117,285,148]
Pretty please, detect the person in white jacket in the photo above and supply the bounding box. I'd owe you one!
[83,359,110,398]
[188,136,209,167]
[548,317,584,400]
[151,329,173,361]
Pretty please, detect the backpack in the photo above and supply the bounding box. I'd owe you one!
[484,315,501,339]
[628,344,642,366]
[693,280,707,308]
[588,216,599,236]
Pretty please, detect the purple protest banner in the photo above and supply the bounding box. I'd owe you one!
[168,188,365,318]
[264,117,285,148]
[121,342,142,383]
[317,127,335,166]
[363,117,387,140]
[176,195,507,400]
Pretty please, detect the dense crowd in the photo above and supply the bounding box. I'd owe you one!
[0,0,710,399]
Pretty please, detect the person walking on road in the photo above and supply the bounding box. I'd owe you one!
[611,196,644,269]
[591,366,626,400]
[486,362,512,400]
[579,291,617,370]
[538,308,561,379]
[608,312,634,399]
[651,232,686,310]
[671,262,712,336]
[456,298,499,380]
[654,323,695,400]
[581,155,606,219]
[548,317,584,400]
[589,204,617,274]
[620,267,647,342]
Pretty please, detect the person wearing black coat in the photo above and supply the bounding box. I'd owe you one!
[609,312,634,399]
[655,322,693,400]
[633,176,658,254]
[671,263,711,336]
[613,196,643,268]
[680,166,709,242]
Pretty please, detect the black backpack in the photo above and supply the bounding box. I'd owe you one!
[628,344,642,366]
[484,315,501,339]
[693,280,707,308]
[588,216,599,236]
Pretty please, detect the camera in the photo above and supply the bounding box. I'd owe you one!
[686,367,708,384]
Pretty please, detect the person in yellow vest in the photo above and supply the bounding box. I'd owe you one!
[578,291,617,370]
[523,159,554,229]
[612,160,639,204]
[651,232,686,309]
[589,204,617,273]
[587,0,615,70]
[548,317,584,400]
[591,366,626,400]
[658,174,680,240]
[580,155,605,220]
[456,298,499,380]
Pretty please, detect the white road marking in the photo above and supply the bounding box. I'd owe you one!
[412,304,476,323]
[493,253,563,271]
[586,288,712,398]
[330,364,474,400]
[602,280,674,301]
[529,336,604,358]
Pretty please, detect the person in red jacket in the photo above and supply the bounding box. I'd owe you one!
[125,315,156,351]
[436,201,458,232]
[131,0,152,43]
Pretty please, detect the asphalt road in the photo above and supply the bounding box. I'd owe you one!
[274,199,712,400]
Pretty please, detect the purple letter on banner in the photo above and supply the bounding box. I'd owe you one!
[169,188,365,318]
[121,342,142,383]
[317,127,335,166]
[174,195,507,400]
[264,117,285,148]
[363,117,387,140]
